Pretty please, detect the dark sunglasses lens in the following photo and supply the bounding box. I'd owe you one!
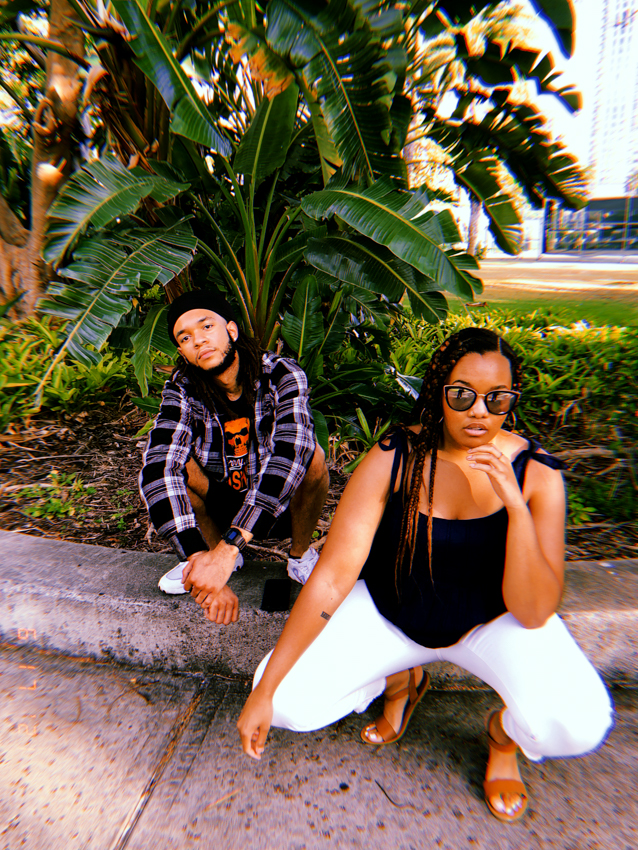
[446,387,476,411]
[485,392,517,414]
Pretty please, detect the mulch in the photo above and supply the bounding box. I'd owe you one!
[0,404,636,563]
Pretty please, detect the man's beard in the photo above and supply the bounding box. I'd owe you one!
[202,335,238,377]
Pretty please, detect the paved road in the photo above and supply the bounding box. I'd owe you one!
[2,644,635,850]
[476,259,638,314]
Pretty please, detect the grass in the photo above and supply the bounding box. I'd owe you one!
[484,298,634,327]
[448,294,638,328]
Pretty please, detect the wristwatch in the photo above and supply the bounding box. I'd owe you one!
[221,526,247,552]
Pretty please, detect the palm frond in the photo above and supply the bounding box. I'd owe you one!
[44,156,189,266]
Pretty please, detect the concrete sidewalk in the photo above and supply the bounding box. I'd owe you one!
[1,530,636,687]
[4,643,636,850]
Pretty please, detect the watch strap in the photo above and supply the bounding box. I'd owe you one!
[222,527,247,552]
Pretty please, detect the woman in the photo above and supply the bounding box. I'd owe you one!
[237,328,612,823]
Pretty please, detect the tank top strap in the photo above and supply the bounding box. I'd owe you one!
[378,429,410,501]
[512,437,566,487]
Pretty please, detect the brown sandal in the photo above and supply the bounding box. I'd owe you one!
[360,668,431,746]
[484,709,528,823]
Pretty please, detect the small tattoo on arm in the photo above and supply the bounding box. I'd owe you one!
[320,611,331,621]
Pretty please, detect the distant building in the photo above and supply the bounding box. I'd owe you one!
[589,0,638,196]
[545,196,638,252]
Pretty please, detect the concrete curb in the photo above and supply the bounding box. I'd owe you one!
[1,530,636,687]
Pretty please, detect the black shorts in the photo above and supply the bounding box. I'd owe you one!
[204,477,292,540]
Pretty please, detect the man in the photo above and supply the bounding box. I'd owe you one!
[139,288,329,625]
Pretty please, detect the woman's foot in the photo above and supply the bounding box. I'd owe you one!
[361,667,429,745]
[484,709,528,822]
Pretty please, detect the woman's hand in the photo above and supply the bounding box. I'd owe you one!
[237,685,273,760]
[466,443,526,511]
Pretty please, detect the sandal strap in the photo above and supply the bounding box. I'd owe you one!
[408,666,418,703]
[487,709,518,753]
[373,713,398,742]
[487,734,518,753]
[385,685,409,702]
[483,778,527,800]
[385,667,421,704]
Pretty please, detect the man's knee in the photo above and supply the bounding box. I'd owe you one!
[185,458,209,505]
[304,443,329,487]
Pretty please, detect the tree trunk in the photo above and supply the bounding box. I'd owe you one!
[467,197,481,256]
[0,0,84,317]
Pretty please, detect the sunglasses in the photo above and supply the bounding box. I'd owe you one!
[444,385,520,415]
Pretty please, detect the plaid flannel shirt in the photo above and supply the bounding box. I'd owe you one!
[139,352,315,559]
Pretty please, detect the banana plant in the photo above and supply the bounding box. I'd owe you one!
[9,0,585,427]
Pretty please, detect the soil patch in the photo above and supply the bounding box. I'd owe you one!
[0,404,635,563]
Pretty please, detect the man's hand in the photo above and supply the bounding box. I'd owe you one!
[203,584,239,624]
[183,542,239,605]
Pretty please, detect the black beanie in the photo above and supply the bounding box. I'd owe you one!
[167,289,238,344]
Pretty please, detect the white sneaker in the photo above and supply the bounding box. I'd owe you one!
[287,547,319,584]
[158,552,244,594]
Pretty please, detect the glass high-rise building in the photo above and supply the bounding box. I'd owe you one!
[589,0,638,195]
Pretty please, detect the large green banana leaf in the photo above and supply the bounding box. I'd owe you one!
[280,275,324,363]
[265,0,408,186]
[270,225,328,274]
[281,280,349,381]
[233,84,299,186]
[131,304,175,397]
[304,234,449,322]
[301,179,480,300]
[414,13,579,115]
[111,0,231,155]
[35,220,196,404]
[44,156,189,266]
[526,0,575,58]
[455,157,524,254]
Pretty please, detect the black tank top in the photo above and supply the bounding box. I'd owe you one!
[360,431,565,648]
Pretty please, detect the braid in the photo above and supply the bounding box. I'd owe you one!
[426,429,439,579]
[394,427,429,595]
[392,327,522,595]
[172,329,264,417]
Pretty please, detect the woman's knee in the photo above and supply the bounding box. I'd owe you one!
[547,709,612,757]
[519,691,613,758]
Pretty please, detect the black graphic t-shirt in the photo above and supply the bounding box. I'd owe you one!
[222,394,253,494]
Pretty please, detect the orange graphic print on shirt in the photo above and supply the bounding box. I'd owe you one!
[224,417,250,492]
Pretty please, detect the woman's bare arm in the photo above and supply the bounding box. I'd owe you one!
[501,459,565,627]
[237,441,397,759]
[467,444,565,627]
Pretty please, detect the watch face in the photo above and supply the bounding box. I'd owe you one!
[225,528,243,547]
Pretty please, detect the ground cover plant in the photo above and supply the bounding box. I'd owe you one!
[1,307,635,562]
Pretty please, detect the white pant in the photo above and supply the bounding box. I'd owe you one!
[254,581,613,761]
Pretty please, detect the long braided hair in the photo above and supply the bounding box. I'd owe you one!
[172,327,264,417]
[393,328,522,592]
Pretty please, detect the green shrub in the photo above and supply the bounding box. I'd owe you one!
[0,316,174,430]
[388,308,638,442]
[379,307,638,526]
